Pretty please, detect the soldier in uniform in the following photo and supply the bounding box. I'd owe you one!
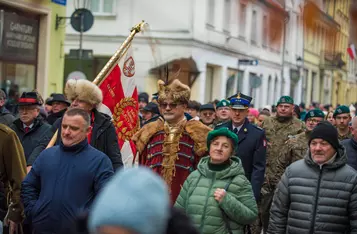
[258,96,305,234]
[213,99,231,128]
[333,105,352,140]
[277,109,325,177]
[132,80,211,202]
[215,93,266,201]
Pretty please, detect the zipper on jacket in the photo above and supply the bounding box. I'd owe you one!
[309,168,323,234]
[199,174,216,233]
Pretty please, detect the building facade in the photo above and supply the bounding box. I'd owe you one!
[65,0,305,107]
[325,0,357,106]
[0,0,67,100]
[302,0,339,107]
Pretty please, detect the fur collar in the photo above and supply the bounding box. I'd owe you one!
[132,119,211,156]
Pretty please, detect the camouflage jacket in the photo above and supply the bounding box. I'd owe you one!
[338,130,352,141]
[261,116,305,192]
[274,131,310,186]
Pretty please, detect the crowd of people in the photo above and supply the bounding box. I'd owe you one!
[0,77,357,234]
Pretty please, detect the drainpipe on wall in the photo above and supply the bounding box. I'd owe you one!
[281,0,287,96]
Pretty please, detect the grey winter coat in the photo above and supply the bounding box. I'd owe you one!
[267,146,357,234]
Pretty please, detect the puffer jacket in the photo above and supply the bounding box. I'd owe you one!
[175,156,257,234]
[268,146,357,234]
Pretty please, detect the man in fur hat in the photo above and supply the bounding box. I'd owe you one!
[51,79,123,170]
[132,80,211,202]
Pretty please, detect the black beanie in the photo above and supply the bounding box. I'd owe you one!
[308,121,340,150]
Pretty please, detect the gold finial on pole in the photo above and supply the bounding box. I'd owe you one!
[93,20,146,86]
[46,21,147,149]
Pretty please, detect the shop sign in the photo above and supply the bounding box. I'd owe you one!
[0,12,39,63]
[52,0,67,6]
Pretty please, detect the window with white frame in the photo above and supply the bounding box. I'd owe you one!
[207,0,215,26]
[239,3,247,38]
[89,0,115,15]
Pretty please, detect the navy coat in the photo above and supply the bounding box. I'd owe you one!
[215,118,266,200]
[341,138,357,171]
[52,109,123,171]
[21,139,114,234]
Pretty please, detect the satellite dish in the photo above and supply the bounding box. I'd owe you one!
[67,71,87,81]
[70,8,94,32]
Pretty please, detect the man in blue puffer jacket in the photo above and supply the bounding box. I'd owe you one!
[21,108,114,234]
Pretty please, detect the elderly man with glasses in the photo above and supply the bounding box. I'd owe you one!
[10,92,52,170]
[133,80,211,202]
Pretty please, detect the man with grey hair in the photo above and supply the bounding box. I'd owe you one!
[0,89,15,126]
[10,92,52,171]
[341,116,357,170]
[21,108,114,234]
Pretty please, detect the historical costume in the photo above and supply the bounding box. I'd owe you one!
[132,80,211,202]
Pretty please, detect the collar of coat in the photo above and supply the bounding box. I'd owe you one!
[304,146,347,170]
[132,118,212,157]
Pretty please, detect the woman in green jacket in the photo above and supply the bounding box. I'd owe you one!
[175,128,258,234]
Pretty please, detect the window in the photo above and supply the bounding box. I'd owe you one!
[207,0,215,26]
[263,15,268,47]
[90,0,115,15]
[239,3,247,38]
[251,10,257,44]
[225,69,243,97]
[223,0,231,32]
[205,66,214,102]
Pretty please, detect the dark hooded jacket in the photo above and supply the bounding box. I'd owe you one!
[10,116,52,165]
[267,146,357,234]
[0,106,15,126]
[52,109,123,171]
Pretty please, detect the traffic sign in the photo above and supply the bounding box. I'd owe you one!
[249,74,262,88]
[238,59,259,66]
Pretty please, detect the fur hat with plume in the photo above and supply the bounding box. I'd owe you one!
[65,79,103,106]
[157,79,190,104]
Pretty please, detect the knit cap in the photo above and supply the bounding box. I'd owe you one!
[308,121,339,151]
[88,167,170,234]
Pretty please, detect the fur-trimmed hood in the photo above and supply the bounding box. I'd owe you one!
[65,79,103,106]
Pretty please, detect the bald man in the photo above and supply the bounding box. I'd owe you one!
[341,116,357,170]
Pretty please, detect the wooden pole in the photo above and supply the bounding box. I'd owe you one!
[46,21,146,149]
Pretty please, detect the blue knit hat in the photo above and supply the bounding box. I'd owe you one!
[88,167,170,234]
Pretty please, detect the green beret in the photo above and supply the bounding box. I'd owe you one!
[277,96,294,106]
[304,109,325,122]
[216,100,231,109]
[207,128,238,150]
[333,105,350,118]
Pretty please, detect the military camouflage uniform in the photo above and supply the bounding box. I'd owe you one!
[252,116,305,234]
[338,130,352,141]
[276,131,309,178]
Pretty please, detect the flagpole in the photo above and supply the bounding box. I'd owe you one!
[46,20,146,149]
